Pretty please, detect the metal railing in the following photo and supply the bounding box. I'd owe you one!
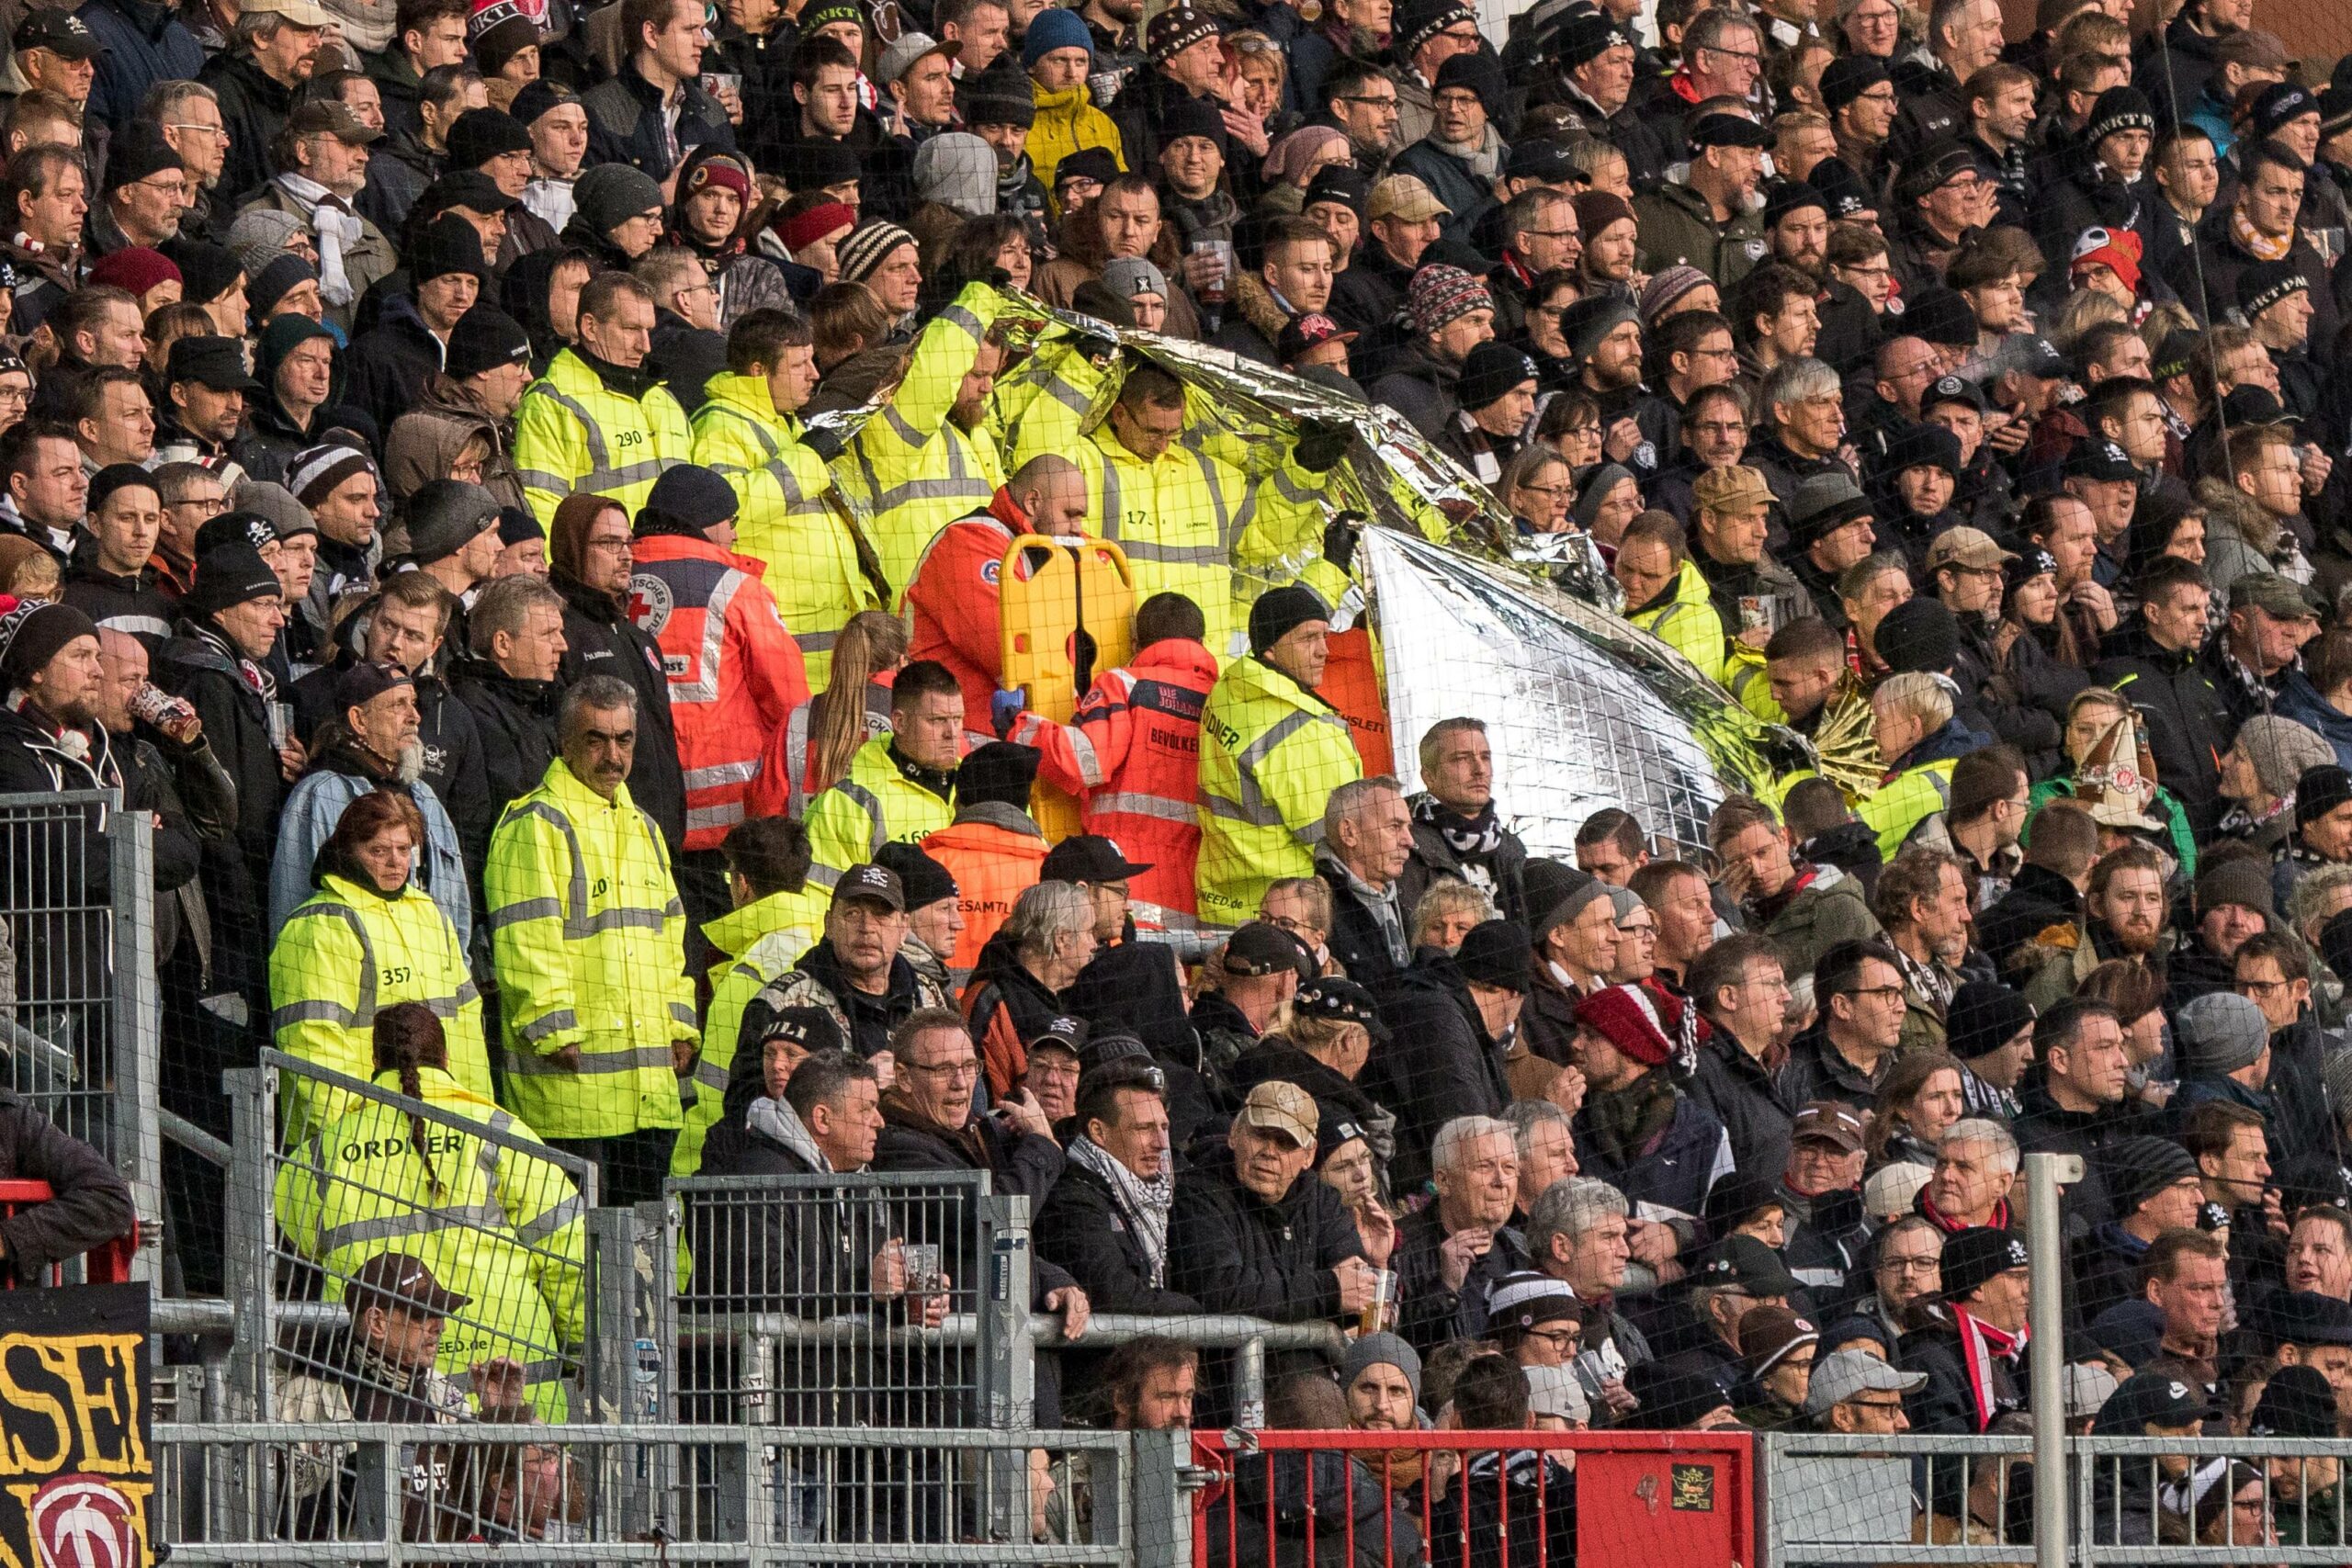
[0,789,159,1270]
[151,1420,1195,1564]
[227,1051,619,1425]
[1758,1431,2352,1565]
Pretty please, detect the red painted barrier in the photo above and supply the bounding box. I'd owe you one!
[0,1180,136,1286]
[1191,1427,1757,1568]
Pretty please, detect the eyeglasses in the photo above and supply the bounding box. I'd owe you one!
[1517,481,1573,499]
[1526,229,1579,241]
[1880,1255,1940,1274]
[1339,94,1399,108]
[1702,43,1763,63]
[2237,977,2293,997]
[1843,985,1906,1002]
[905,1057,979,1081]
[1524,1327,1582,1350]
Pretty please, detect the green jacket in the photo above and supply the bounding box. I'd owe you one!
[2027,775,2199,881]
[1758,863,1883,983]
[2276,1481,2346,1546]
[1631,179,1768,288]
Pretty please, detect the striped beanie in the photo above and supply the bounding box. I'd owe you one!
[838,221,918,286]
[288,442,378,508]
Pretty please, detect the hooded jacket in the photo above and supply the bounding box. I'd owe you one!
[384,375,528,515]
[552,567,689,852]
[2092,623,2233,836]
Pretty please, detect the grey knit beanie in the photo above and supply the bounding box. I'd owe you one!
[2175,991,2270,1076]
[2238,716,2337,801]
[913,132,1000,219]
[574,163,665,238]
[226,207,310,277]
[1342,1332,1421,1407]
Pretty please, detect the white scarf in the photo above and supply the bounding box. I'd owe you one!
[1067,1136,1172,1285]
[276,173,362,307]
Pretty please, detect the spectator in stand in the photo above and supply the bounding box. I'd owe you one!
[1806,1348,1924,1433]
[1687,932,1798,1180]
[1035,1058,1197,1314]
[1779,940,1910,1112]
[1904,1226,2034,1433]
[1849,1216,1944,1343]
[1374,919,1527,1190]
[1525,1176,1649,1412]
[1395,1114,1527,1356]
[1316,774,1414,993]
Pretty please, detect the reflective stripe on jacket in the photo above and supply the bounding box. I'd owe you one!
[843,285,1009,593]
[1195,652,1364,925]
[267,874,492,1145]
[1626,559,1727,686]
[1008,637,1220,918]
[275,1065,586,1421]
[513,347,691,525]
[672,886,825,1178]
[923,806,1051,987]
[901,498,1053,746]
[692,371,881,687]
[802,733,957,890]
[627,532,810,849]
[1046,422,1252,659]
[484,759,695,1140]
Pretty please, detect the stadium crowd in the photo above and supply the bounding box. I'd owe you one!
[2,0,2352,1546]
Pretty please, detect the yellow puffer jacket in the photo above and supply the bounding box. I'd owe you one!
[1026,81,1125,193]
[276,1066,586,1421]
[267,873,492,1147]
[484,758,696,1141]
[1196,649,1363,924]
[692,371,884,688]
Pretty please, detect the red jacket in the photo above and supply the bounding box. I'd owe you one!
[903,490,1055,748]
[744,679,895,823]
[1007,637,1219,920]
[627,531,808,849]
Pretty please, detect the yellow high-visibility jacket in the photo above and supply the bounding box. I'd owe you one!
[1859,755,1961,862]
[1196,650,1363,924]
[671,885,826,1178]
[276,1065,586,1422]
[1625,559,1728,686]
[268,873,492,1147]
[842,284,1009,594]
[1033,420,1255,659]
[513,347,692,526]
[802,734,957,891]
[692,371,883,688]
[484,758,696,1141]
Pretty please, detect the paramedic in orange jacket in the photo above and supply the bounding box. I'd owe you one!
[625,464,808,850]
[1005,592,1217,921]
[922,741,1050,986]
[902,454,1091,750]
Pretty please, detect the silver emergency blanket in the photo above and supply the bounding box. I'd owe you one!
[1363,525,1797,859]
[810,293,1812,850]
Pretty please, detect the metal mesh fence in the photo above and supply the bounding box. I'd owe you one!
[668,1170,1008,1428]
[151,1421,1158,1562]
[232,1052,601,1428]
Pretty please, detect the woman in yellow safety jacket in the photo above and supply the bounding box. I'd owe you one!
[1859,671,1978,860]
[268,789,493,1147]
[277,1001,588,1423]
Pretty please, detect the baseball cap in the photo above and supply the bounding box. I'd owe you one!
[1523,1363,1592,1425]
[13,10,103,58]
[346,1252,469,1320]
[831,863,905,911]
[2064,437,2140,483]
[1803,1348,1927,1416]
[1790,1100,1865,1153]
[1223,920,1313,979]
[1293,976,1387,1037]
[2231,572,2322,619]
[1039,833,1152,884]
[1237,1079,1318,1147]
[1922,373,1987,414]
[1278,312,1357,361]
[285,98,384,145]
[1690,1234,1801,1298]
[1368,174,1449,222]
[1925,526,2018,573]
[2091,1371,2220,1433]
[876,30,958,82]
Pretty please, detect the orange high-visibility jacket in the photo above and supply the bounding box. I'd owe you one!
[902,491,1052,749]
[922,804,1050,987]
[1006,637,1220,919]
[627,532,808,849]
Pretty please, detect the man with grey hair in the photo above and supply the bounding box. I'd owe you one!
[1526,1175,1649,1410]
[1919,1116,2018,1232]
[1317,775,1415,991]
[199,0,329,207]
[1503,1099,1577,1215]
[1401,716,1529,926]
[965,879,1094,1100]
[1395,1115,1530,1355]
[1747,356,1849,510]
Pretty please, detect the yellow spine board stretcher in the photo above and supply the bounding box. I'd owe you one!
[1001,534,1136,840]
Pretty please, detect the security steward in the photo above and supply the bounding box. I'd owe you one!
[1196,584,1366,927]
[803,658,966,890]
[1008,591,1220,921]
[923,741,1051,985]
[625,463,809,852]
[691,308,881,688]
[269,788,492,1145]
[1019,359,1254,660]
[483,674,698,1209]
[277,1000,587,1422]
[514,272,691,527]
[844,279,1012,593]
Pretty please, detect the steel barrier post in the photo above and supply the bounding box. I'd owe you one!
[1131,1428,1194,1568]
[105,804,160,1266]
[1236,1337,1266,1430]
[2024,1150,2078,1568]
[981,1192,1034,1542]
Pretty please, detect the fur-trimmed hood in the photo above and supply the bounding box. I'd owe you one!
[2197,471,2283,558]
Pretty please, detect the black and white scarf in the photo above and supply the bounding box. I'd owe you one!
[1067,1136,1172,1286]
[1414,794,1503,861]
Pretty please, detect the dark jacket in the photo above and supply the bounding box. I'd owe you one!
[1207,1445,1428,1568]
[1900,1303,2023,1434]
[2093,626,2232,836]
[196,49,294,204]
[1167,1152,1366,1322]
[345,296,447,437]
[1977,863,2085,983]
[1570,1076,1731,1222]
[1772,1023,1884,1114]
[1428,1450,1575,1568]
[154,620,284,1000]
[1392,1201,1529,1358]
[582,61,739,182]
[1396,805,1530,927]
[0,1090,134,1277]
[0,703,123,1012]
[1033,1159,1200,1314]
[1688,1032,1796,1184]
[1363,953,1512,1191]
[76,0,202,132]
[61,541,175,650]
[1316,861,1409,997]
[2012,1078,2152,1240]
[552,568,687,852]
[1368,341,1464,446]
[446,657,562,834]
